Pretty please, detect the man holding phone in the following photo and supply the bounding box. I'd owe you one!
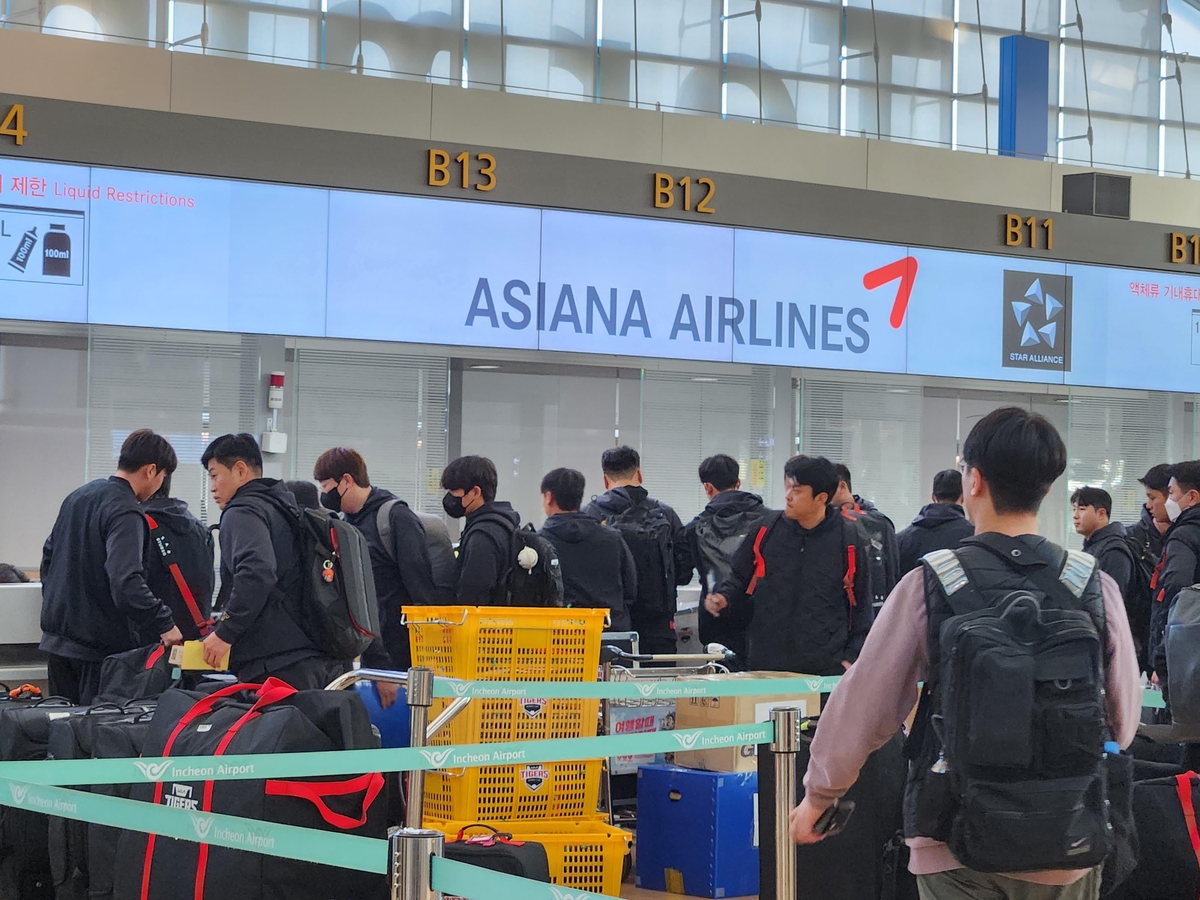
[789,408,1141,900]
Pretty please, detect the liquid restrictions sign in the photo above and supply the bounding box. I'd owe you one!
[1,204,85,286]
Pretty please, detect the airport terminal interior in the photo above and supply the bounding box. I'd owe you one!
[3,1,1200,899]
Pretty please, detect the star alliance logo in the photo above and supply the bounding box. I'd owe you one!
[1002,272,1072,372]
[135,759,173,781]
[419,748,456,768]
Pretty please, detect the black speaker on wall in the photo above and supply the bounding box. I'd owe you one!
[1062,172,1131,219]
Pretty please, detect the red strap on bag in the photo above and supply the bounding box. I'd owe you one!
[263,772,384,830]
[146,513,210,635]
[139,680,298,900]
[844,543,858,610]
[1176,772,1200,889]
[143,646,166,670]
[746,526,769,596]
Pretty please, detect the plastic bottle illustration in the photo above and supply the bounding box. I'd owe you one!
[42,224,71,277]
[7,226,36,273]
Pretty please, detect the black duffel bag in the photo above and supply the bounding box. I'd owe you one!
[88,716,154,900]
[113,679,386,900]
[444,825,551,882]
[1108,770,1200,900]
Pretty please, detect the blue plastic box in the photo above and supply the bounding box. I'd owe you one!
[636,764,758,898]
[353,681,411,748]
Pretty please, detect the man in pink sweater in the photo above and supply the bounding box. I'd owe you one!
[790,407,1142,900]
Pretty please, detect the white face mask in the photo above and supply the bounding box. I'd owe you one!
[1166,496,1183,523]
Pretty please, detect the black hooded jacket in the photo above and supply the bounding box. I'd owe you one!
[897,503,975,574]
[720,507,874,675]
[1082,520,1134,602]
[214,478,321,678]
[40,476,176,661]
[456,501,521,606]
[1128,505,1167,565]
[540,512,638,631]
[1150,503,1200,674]
[346,487,447,670]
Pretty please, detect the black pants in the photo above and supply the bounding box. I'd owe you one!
[236,656,350,691]
[47,654,104,705]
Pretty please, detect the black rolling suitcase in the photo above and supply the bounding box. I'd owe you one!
[443,825,552,882]
[114,679,387,900]
[0,696,87,900]
[757,717,913,900]
[45,704,156,900]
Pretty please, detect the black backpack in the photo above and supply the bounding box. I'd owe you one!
[471,515,564,608]
[375,498,457,596]
[692,505,766,593]
[250,496,381,661]
[600,499,676,620]
[918,546,1111,873]
[143,510,214,641]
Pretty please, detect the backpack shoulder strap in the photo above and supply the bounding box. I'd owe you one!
[375,499,400,564]
[745,511,782,596]
[922,548,970,596]
[144,513,209,634]
[841,515,859,611]
[1059,549,1098,599]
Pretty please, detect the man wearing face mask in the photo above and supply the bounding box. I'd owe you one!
[314,448,452,704]
[441,455,521,606]
[1150,460,1200,683]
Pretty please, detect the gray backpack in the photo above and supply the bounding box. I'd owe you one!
[376,498,458,594]
[1167,584,1200,732]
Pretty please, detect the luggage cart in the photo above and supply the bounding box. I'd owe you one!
[598,641,735,831]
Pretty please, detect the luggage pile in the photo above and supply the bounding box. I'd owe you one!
[405,606,631,896]
[0,646,388,900]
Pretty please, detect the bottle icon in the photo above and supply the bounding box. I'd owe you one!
[42,224,71,277]
[7,226,36,273]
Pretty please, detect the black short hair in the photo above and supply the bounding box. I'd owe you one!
[833,463,852,491]
[698,454,740,491]
[441,455,498,503]
[200,433,263,475]
[932,469,963,502]
[0,563,29,584]
[150,471,173,500]
[285,480,320,510]
[1172,461,1200,496]
[960,407,1066,514]
[783,455,839,503]
[540,468,585,512]
[601,445,641,479]
[1070,486,1112,516]
[118,429,178,476]
[1140,463,1173,494]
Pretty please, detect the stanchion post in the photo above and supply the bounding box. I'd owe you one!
[771,706,801,900]
[388,826,444,900]
[406,667,435,829]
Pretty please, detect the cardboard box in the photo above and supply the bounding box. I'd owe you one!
[674,672,820,773]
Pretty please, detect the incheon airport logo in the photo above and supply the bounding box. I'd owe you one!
[1002,271,1072,372]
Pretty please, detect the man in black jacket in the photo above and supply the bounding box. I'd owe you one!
[315,447,450,705]
[141,472,214,643]
[833,463,900,611]
[705,455,873,675]
[441,455,520,605]
[897,469,975,574]
[1151,460,1200,681]
[681,454,768,662]
[539,468,637,630]
[1072,486,1133,596]
[201,433,342,689]
[40,429,185,703]
[583,446,688,654]
[1130,463,1172,563]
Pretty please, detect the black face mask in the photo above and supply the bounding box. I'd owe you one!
[320,486,343,514]
[442,491,467,519]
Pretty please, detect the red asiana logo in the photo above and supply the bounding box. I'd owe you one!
[863,256,919,328]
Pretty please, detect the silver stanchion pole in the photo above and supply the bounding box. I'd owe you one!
[406,667,435,829]
[771,706,801,900]
[388,826,444,900]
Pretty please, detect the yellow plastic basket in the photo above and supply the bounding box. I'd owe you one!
[404,606,607,822]
[435,819,632,897]
[423,758,605,823]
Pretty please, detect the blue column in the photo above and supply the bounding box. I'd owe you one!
[999,34,1050,160]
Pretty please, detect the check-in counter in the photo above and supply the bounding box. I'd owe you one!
[0,582,48,685]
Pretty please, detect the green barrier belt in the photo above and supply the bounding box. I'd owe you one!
[1143,688,1166,709]
[0,777,388,873]
[433,675,844,699]
[433,855,617,900]
[0,722,775,787]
